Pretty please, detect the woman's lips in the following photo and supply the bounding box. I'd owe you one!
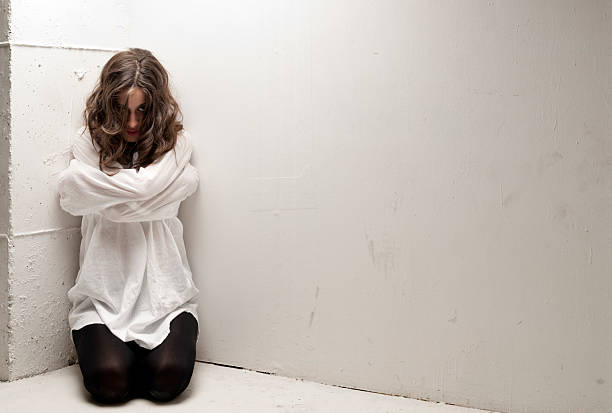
[127,130,139,135]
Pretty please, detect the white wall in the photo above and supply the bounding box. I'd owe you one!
[2,1,610,413]
[127,2,612,412]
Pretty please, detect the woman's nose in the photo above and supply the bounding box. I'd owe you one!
[128,113,138,129]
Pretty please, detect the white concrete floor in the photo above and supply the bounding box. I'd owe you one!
[1,361,500,412]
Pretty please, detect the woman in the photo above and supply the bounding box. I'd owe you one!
[57,48,200,404]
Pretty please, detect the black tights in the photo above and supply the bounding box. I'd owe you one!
[71,311,198,404]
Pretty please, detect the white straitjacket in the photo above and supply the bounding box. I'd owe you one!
[57,126,200,350]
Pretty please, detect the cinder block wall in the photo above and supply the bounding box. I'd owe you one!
[0,1,128,380]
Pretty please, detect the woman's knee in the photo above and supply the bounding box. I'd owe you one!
[82,362,132,404]
[146,359,195,402]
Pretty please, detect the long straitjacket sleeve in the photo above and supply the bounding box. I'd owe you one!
[57,127,199,222]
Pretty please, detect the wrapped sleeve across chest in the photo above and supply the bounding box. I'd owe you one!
[57,127,199,222]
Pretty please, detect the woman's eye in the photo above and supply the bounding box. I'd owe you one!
[138,107,145,112]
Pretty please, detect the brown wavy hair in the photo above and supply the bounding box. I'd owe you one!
[82,47,183,175]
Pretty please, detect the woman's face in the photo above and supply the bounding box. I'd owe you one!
[119,87,146,142]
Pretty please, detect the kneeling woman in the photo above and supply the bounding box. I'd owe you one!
[58,47,200,404]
